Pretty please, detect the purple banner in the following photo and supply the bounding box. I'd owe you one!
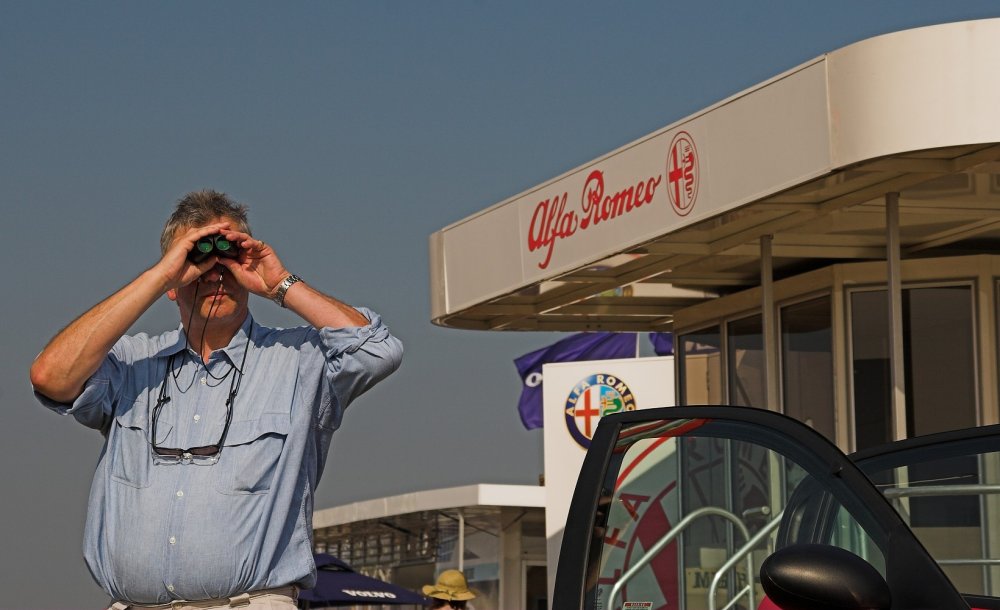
[648,332,674,356]
[514,332,635,429]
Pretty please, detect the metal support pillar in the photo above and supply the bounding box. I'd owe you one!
[886,192,907,441]
[458,509,465,571]
[761,235,780,411]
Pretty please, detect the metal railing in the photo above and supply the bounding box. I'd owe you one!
[882,482,1000,594]
[882,483,1000,499]
[607,507,750,610]
[707,510,784,610]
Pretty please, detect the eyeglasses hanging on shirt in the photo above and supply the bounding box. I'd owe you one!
[149,352,247,465]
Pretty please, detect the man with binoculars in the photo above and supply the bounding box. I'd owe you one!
[30,189,403,609]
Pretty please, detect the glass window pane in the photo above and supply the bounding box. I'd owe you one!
[850,286,977,450]
[588,416,889,610]
[728,315,765,407]
[525,565,547,610]
[850,290,893,450]
[907,287,976,435]
[781,297,835,441]
[679,328,722,405]
[596,435,682,609]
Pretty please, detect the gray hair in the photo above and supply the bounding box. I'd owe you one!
[160,189,252,254]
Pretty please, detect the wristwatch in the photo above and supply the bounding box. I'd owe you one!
[271,274,302,307]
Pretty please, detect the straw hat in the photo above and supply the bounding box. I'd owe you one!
[422,569,477,601]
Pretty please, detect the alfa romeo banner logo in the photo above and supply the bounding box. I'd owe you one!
[564,373,636,448]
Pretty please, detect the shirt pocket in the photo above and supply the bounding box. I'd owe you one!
[110,400,171,489]
[213,413,290,495]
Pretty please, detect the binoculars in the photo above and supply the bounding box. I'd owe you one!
[187,234,241,263]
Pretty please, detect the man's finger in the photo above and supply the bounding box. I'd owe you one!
[176,257,219,286]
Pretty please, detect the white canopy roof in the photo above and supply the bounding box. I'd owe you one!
[311,484,546,559]
[313,484,545,529]
[429,18,1000,331]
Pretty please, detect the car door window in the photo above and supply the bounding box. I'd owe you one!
[578,411,931,610]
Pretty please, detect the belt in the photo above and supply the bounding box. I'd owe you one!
[110,586,299,609]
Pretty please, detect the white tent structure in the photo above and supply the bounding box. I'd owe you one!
[313,485,547,610]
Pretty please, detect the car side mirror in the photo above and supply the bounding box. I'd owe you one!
[760,544,891,610]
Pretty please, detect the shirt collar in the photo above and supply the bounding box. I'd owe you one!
[159,313,255,366]
[219,314,254,366]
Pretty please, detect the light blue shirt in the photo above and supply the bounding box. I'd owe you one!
[35,309,402,604]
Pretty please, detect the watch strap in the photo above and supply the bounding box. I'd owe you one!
[271,274,302,307]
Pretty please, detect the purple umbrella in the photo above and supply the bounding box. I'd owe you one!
[298,554,431,607]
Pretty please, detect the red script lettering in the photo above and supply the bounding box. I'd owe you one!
[526,169,661,269]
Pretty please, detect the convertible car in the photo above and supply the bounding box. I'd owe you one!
[552,406,1000,610]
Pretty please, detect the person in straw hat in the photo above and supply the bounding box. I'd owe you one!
[422,570,477,609]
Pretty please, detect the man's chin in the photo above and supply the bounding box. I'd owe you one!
[205,303,244,319]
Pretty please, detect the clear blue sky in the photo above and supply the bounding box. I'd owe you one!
[4,2,999,607]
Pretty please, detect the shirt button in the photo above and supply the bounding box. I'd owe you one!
[176,490,184,498]
[167,585,175,592]
[201,377,207,385]
[169,536,176,545]
[193,414,201,422]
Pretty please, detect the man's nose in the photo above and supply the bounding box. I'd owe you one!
[200,264,226,282]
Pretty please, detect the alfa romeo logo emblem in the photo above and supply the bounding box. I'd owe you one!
[564,374,636,448]
[667,131,699,216]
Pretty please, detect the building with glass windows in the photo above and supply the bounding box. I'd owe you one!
[672,257,987,451]
[427,18,1000,452]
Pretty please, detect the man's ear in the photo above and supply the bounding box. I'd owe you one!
[166,288,178,302]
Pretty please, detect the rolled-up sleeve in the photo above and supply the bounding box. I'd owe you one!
[33,349,128,433]
[317,307,403,420]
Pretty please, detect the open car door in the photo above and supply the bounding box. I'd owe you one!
[553,406,972,610]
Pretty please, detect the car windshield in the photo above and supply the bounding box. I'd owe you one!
[853,429,1000,599]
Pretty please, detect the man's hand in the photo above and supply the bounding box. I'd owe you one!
[155,223,233,291]
[215,230,290,300]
